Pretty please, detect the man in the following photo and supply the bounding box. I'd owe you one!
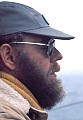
[0,1,74,120]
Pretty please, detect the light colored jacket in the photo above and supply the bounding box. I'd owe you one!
[0,79,48,120]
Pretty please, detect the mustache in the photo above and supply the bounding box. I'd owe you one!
[49,63,61,74]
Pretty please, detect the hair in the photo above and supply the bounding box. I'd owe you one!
[0,32,24,46]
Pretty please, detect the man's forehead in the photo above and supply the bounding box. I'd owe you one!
[23,33,51,43]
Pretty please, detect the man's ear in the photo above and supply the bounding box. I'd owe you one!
[0,44,15,70]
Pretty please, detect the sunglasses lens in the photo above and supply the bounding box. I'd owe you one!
[47,39,55,56]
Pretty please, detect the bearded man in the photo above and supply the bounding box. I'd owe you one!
[0,1,74,120]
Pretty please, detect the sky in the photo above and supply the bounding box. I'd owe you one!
[1,0,83,72]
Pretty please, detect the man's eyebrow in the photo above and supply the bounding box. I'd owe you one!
[40,37,51,44]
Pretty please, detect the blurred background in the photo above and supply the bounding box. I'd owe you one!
[1,0,83,119]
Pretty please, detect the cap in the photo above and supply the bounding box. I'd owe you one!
[0,1,75,40]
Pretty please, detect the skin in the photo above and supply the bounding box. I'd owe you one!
[21,34,63,78]
[0,34,65,110]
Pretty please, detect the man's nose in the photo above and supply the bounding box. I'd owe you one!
[50,48,63,63]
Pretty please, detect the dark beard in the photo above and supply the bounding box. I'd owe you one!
[14,52,65,110]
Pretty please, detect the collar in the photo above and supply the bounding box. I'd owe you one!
[0,71,48,119]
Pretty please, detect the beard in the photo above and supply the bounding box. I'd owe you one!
[14,52,65,110]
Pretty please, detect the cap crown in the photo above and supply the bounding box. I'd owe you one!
[0,1,49,35]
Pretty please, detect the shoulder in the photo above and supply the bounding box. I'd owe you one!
[0,98,31,120]
[0,98,48,120]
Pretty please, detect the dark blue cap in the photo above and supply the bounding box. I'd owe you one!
[0,1,75,40]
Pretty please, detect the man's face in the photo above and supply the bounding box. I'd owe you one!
[14,34,65,110]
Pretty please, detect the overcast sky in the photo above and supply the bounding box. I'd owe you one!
[1,0,83,72]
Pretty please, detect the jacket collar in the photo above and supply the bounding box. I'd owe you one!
[0,79,30,113]
[0,72,48,119]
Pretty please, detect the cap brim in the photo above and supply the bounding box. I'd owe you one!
[25,26,74,40]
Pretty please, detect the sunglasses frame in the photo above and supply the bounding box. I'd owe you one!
[10,39,55,57]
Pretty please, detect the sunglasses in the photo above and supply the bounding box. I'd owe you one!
[10,38,55,57]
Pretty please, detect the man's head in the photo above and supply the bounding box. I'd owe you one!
[0,1,75,110]
[0,33,64,110]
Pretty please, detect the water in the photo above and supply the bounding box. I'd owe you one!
[48,71,83,120]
